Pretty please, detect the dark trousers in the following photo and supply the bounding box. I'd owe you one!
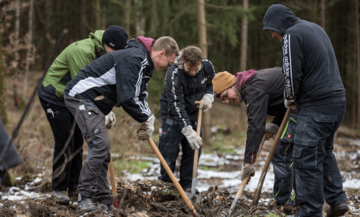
[272,142,295,206]
[64,95,112,205]
[158,117,202,189]
[293,101,347,217]
[39,97,83,192]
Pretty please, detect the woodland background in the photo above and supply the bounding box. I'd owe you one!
[0,0,360,146]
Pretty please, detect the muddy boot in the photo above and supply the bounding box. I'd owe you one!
[326,203,348,217]
[77,194,99,212]
[51,190,70,204]
[68,189,79,201]
[99,203,115,211]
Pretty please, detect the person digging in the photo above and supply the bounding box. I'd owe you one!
[264,4,348,217]
[64,36,179,212]
[38,25,128,204]
[212,68,299,213]
[158,46,216,193]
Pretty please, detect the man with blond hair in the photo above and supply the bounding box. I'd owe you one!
[159,46,216,193]
[64,36,179,212]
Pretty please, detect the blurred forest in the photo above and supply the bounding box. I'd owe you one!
[0,0,360,131]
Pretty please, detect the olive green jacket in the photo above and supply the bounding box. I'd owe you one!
[38,30,107,106]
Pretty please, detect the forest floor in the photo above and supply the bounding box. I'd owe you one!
[1,71,360,216]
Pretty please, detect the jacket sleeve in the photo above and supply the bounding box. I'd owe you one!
[67,49,94,79]
[282,33,304,100]
[115,56,151,123]
[243,87,269,164]
[164,67,191,128]
[204,59,216,94]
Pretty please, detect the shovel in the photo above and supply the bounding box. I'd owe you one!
[185,101,202,203]
[108,151,119,208]
[147,138,199,217]
[228,134,268,216]
[253,108,292,205]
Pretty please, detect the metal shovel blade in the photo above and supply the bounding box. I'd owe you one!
[185,191,201,204]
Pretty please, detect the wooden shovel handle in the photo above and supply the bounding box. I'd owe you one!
[108,151,118,208]
[192,107,202,178]
[147,138,199,217]
[253,108,292,205]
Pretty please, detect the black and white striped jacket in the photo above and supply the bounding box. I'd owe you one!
[64,39,153,123]
[160,59,216,128]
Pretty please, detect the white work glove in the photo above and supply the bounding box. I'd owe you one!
[240,163,255,184]
[181,125,202,150]
[284,99,298,109]
[265,123,279,140]
[198,94,214,112]
[104,111,116,129]
[137,114,155,141]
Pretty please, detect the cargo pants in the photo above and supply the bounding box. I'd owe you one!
[158,117,202,190]
[293,101,347,217]
[64,95,113,205]
[272,111,297,206]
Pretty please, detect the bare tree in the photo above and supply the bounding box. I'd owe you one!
[356,0,360,127]
[125,0,131,36]
[321,0,325,30]
[239,0,249,127]
[14,0,21,107]
[197,0,210,144]
[23,0,34,103]
[0,30,7,125]
[135,0,144,36]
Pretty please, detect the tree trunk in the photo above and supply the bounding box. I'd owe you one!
[14,0,21,107]
[356,0,360,127]
[135,0,144,36]
[95,0,101,29]
[80,0,87,38]
[321,0,325,30]
[0,29,8,125]
[125,0,131,36]
[197,0,210,145]
[101,0,106,29]
[239,0,249,128]
[23,0,34,103]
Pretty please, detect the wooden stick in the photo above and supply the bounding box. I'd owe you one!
[191,103,202,194]
[108,151,118,208]
[147,138,199,217]
[228,134,267,216]
[252,108,292,205]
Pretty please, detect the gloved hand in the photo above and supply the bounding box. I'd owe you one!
[181,125,202,150]
[198,94,214,112]
[137,114,155,140]
[265,123,279,140]
[105,111,116,129]
[240,163,255,184]
[284,99,298,109]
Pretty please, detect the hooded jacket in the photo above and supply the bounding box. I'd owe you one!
[64,38,154,123]
[263,4,345,106]
[38,31,107,107]
[237,67,287,164]
[160,59,216,127]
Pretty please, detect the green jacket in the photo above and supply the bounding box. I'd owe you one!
[38,30,107,106]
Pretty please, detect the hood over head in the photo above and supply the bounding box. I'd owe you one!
[89,30,107,56]
[136,36,155,55]
[126,37,155,70]
[263,4,299,36]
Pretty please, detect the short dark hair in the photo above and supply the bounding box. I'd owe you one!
[182,46,203,66]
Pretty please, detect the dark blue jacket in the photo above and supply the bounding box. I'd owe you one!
[160,59,216,128]
[263,4,345,106]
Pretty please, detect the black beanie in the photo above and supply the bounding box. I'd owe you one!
[102,25,128,50]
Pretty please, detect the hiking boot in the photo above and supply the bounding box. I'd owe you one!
[68,189,79,201]
[51,190,70,204]
[77,194,99,212]
[184,187,199,194]
[99,203,116,211]
[327,203,348,217]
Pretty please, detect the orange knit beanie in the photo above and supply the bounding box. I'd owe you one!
[212,71,237,96]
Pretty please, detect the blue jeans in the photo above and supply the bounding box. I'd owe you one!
[39,97,84,192]
[158,117,202,189]
[293,101,347,217]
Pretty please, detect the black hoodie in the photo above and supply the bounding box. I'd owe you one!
[65,38,153,123]
[263,4,345,106]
